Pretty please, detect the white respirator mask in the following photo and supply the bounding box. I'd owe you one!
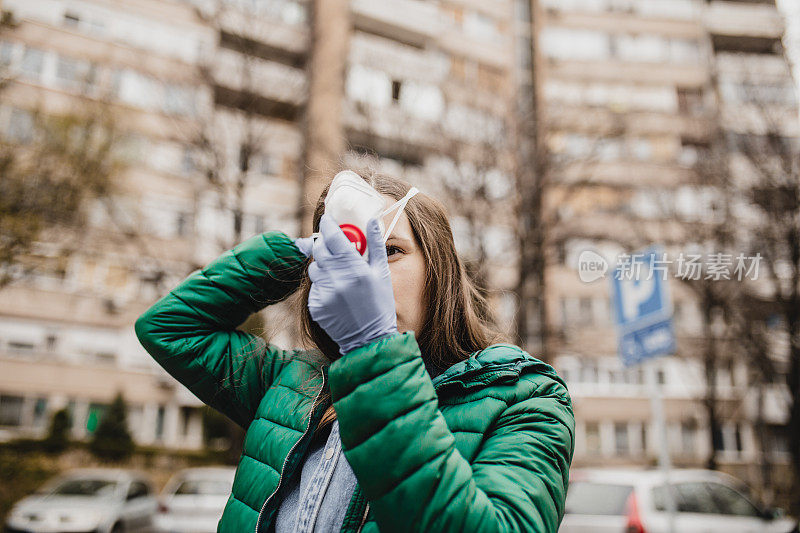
[312,170,419,259]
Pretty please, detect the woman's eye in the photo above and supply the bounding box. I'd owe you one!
[386,245,402,257]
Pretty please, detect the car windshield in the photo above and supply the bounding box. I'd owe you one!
[50,478,118,497]
[653,481,761,517]
[565,481,634,516]
[174,479,231,496]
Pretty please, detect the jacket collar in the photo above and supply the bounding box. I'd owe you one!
[431,343,565,395]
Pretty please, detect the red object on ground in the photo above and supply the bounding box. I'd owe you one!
[339,223,367,255]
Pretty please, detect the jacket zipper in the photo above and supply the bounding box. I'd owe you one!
[350,377,452,533]
[254,371,327,533]
[356,502,370,533]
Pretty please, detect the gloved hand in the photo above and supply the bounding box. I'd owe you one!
[294,236,314,258]
[307,214,398,355]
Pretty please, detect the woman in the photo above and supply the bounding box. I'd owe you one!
[135,171,574,533]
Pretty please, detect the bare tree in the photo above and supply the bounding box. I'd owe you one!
[0,105,123,286]
[188,0,306,252]
[730,98,800,513]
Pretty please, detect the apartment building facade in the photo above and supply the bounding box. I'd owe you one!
[0,0,222,449]
[537,0,797,487]
[0,0,795,484]
[0,0,520,449]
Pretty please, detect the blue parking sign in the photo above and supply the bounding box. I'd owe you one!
[610,247,676,366]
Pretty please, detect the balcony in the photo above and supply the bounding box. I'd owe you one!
[342,99,444,161]
[549,106,713,140]
[438,29,512,71]
[349,32,449,86]
[548,59,708,87]
[351,0,442,48]
[212,48,306,107]
[704,1,784,40]
[216,8,308,59]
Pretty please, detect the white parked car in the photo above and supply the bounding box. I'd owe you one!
[154,467,235,533]
[559,468,797,533]
[5,468,157,533]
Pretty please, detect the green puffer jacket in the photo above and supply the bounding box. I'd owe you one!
[135,231,575,533]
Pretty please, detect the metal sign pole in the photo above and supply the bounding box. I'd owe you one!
[648,359,676,533]
[610,247,679,533]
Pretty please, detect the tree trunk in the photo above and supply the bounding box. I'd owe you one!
[787,312,800,514]
[703,295,720,471]
[515,0,549,360]
[300,0,349,234]
[756,381,774,506]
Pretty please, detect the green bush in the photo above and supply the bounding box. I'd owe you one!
[43,408,71,454]
[89,393,134,462]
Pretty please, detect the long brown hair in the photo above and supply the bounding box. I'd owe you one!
[298,170,502,427]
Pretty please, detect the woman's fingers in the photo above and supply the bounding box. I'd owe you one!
[366,218,388,269]
[293,236,314,258]
[308,261,322,283]
[311,230,333,267]
[319,214,358,256]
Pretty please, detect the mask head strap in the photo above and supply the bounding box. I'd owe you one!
[380,187,419,244]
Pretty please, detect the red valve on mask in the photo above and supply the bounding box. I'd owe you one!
[339,223,367,255]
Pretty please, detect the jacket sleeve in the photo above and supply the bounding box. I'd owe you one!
[134,231,307,428]
[328,332,575,533]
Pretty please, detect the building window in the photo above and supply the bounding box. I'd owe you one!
[346,65,391,108]
[398,81,444,121]
[0,395,25,426]
[614,422,630,455]
[155,405,165,441]
[391,80,402,103]
[677,87,705,116]
[578,297,593,325]
[767,425,788,456]
[580,359,599,383]
[33,397,48,428]
[0,40,14,67]
[681,420,697,455]
[7,340,35,354]
[20,47,45,80]
[94,352,117,365]
[55,56,79,84]
[541,28,611,61]
[585,421,601,455]
[181,147,197,175]
[88,19,106,35]
[45,334,58,352]
[252,214,265,235]
[180,406,192,436]
[560,297,571,329]
[733,424,743,452]
[117,70,160,110]
[176,212,192,237]
[630,138,653,161]
[63,12,81,27]
[257,154,279,176]
[640,423,648,454]
[164,85,194,116]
